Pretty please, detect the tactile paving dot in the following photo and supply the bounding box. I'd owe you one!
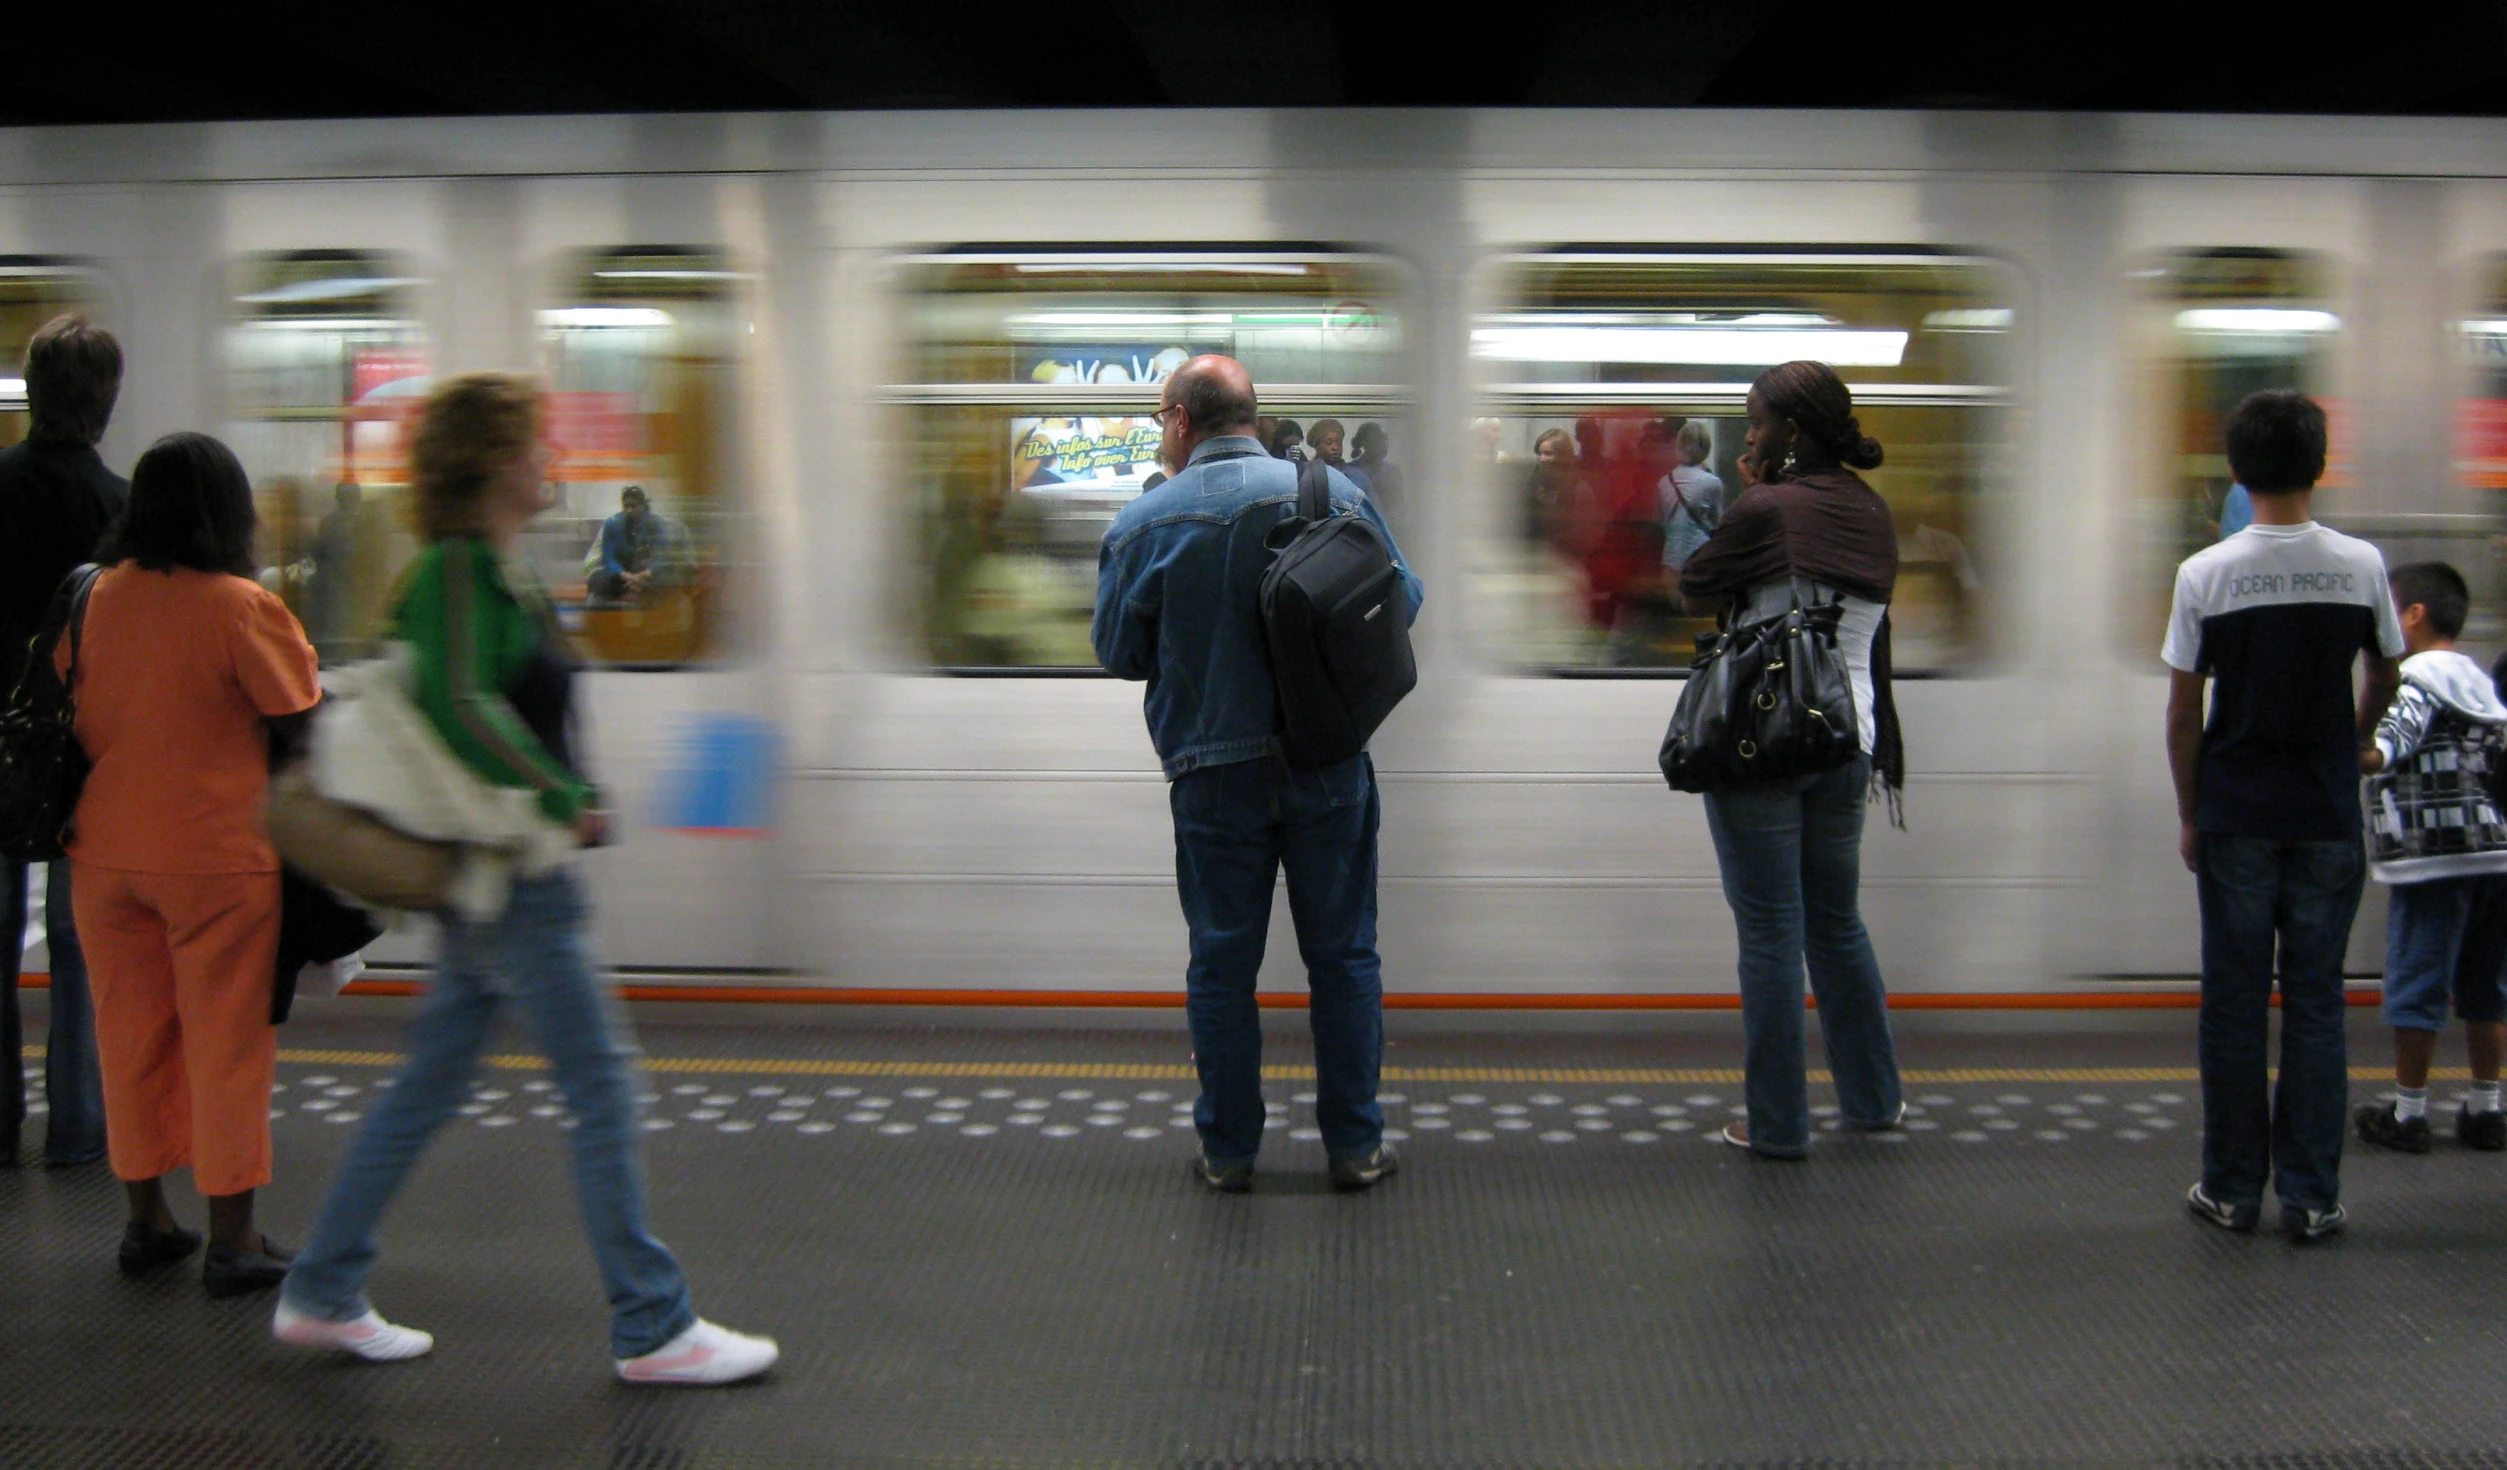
[1289,1127,1322,1141]
[1415,1116,1452,1130]
[687,1109,725,1122]
[1456,1129,1494,1142]
[797,1121,835,1134]
[1621,1131,1660,1143]
[1041,1124,1080,1138]
[1449,1093,1486,1105]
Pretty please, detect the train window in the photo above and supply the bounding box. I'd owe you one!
[530,247,742,669]
[2132,248,2342,650]
[224,251,427,664]
[1475,251,2012,673]
[898,250,1408,671]
[0,263,109,443]
[2455,259,2507,644]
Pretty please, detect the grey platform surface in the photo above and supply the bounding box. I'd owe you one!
[7,1000,2507,1469]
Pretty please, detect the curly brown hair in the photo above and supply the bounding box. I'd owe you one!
[409,372,542,540]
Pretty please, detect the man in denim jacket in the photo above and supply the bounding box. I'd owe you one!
[1093,355,1422,1194]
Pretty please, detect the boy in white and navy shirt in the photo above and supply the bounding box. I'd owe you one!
[2162,390,2403,1242]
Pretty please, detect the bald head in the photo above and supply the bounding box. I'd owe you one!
[1166,354,1259,436]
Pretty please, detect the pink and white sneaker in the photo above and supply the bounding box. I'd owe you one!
[273,1302,435,1362]
[615,1318,779,1385]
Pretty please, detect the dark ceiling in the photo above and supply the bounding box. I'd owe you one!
[11,1,2507,124]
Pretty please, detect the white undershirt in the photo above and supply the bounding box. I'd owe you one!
[1735,577,1885,755]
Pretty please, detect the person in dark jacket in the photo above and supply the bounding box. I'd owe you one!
[1678,359,1907,1160]
[0,314,124,1169]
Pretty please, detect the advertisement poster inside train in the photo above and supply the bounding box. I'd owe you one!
[1010,345,1188,497]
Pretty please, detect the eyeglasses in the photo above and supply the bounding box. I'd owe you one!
[1151,404,1185,427]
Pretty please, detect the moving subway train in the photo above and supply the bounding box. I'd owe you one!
[5,108,2505,998]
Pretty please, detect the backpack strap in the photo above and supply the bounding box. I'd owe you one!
[1298,456,1332,523]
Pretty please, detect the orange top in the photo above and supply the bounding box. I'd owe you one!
[63,566,320,874]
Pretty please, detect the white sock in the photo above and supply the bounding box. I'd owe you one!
[2468,1083,2502,1115]
[2396,1086,2430,1121]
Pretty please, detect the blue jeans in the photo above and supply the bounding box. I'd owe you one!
[2380,874,2507,1031]
[1702,757,1902,1156]
[2196,834,2364,1213]
[283,871,695,1358]
[2,862,107,1162]
[1171,752,1385,1163]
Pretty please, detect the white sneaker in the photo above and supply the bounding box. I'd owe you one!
[615,1318,778,1386]
[273,1302,434,1362]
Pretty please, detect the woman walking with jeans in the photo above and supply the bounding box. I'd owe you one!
[1678,360,1906,1158]
[276,373,775,1383]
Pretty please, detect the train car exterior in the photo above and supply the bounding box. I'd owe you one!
[4,109,2505,998]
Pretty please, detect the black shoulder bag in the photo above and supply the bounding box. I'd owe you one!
[0,564,102,861]
[1658,580,1861,793]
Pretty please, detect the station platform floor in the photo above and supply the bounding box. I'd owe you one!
[8,997,2507,1469]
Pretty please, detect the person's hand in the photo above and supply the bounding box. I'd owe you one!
[574,809,613,848]
[2179,822,2200,874]
[2360,746,2385,775]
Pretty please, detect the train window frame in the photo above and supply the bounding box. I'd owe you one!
[1472,247,2020,680]
[2125,247,2347,664]
[891,245,1416,677]
[534,244,752,674]
[222,248,430,667]
[0,259,121,433]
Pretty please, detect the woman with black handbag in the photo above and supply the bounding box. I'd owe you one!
[1677,360,1907,1159]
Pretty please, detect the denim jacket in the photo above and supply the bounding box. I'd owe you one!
[1093,434,1424,779]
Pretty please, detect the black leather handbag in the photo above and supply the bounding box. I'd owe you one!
[0,564,101,862]
[1659,583,1861,793]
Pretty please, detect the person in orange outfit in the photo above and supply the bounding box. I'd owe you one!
[64,432,320,1296]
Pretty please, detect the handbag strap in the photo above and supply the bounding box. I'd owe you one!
[62,564,99,686]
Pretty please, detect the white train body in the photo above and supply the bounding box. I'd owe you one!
[6,109,2501,997]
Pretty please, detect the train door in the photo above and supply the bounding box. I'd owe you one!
[822,248,1409,991]
[534,246,775,971]
[1462,248,2022,991]
[2096,178,2390,977]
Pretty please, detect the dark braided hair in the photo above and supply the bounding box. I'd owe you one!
[1752,359,1884,472]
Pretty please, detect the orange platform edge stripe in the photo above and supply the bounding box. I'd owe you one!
[19,974,2377,1010]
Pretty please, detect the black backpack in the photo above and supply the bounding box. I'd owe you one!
[1258,459,1417,767]
[0,564,101,862]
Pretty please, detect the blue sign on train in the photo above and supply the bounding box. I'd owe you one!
[652,713,780,836]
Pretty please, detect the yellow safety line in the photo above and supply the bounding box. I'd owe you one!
[23,1045,2479,1085]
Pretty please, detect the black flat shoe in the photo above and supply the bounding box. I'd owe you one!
[203,1235,294,1299]
[118,1221,204,1278]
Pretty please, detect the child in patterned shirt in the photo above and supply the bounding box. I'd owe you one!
[2357,561,2507,1153]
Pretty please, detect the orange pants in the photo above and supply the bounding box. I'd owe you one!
[73,865,280,1196]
